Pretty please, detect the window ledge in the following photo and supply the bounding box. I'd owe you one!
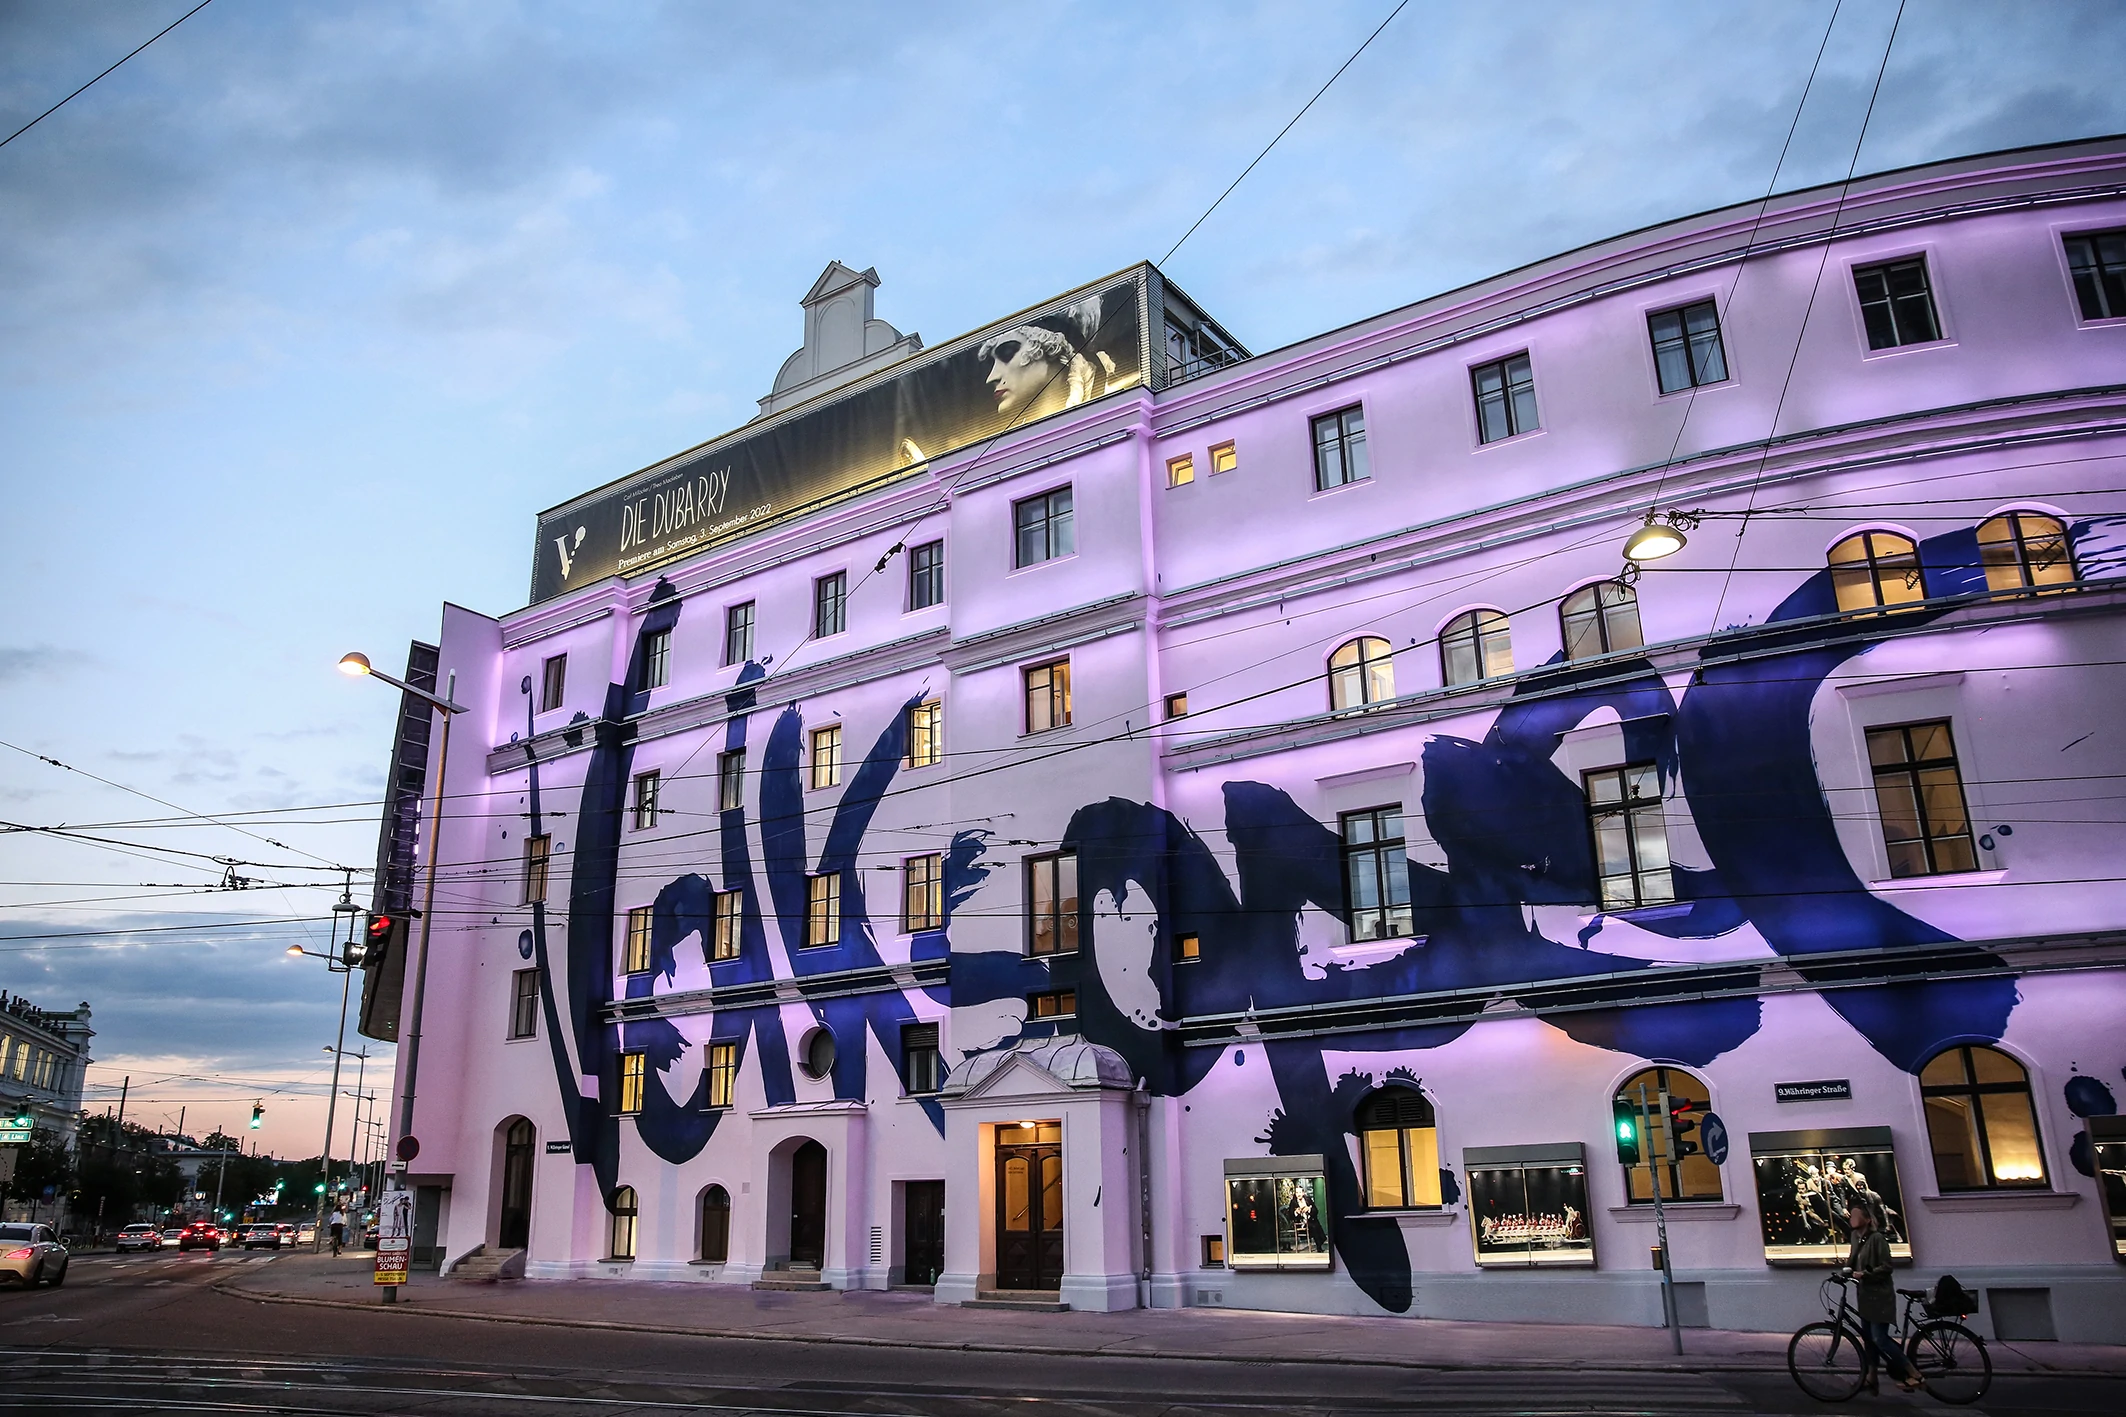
[599,1256,636,1264]
[1351,1208,1459,1227]
[687,1259,728,1268]
[1607,1203,1742,1223]
[1866,868,2009,891]
[1919,1190,2077,1213]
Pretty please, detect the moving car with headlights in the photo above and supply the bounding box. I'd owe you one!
[0,1223,67,1286]
[238,1223,284,1250]
[114,1224,163,1253]
[177,1221,222,1252]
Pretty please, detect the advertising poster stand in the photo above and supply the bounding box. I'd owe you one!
[374,1187,414,1300]
[2089,1115,2126,1264]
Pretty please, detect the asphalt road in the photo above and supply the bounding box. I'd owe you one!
[0,1250,2120,1416]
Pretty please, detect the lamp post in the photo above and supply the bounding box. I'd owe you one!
[288,876,362,1253]
[338,651,465,1186]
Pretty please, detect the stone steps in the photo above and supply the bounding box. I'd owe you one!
[963,1289,1069,1312]
[751,1267,830,1292]
[446,1247,526,1282]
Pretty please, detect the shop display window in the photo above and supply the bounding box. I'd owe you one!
[1749,1126,1910,1265]
[2090,1116,2126,1263]
[1462,1143,1594,1268]
[1223,1156,1331,1270]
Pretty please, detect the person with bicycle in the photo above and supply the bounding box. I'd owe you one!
[1842,1200,1922,1393]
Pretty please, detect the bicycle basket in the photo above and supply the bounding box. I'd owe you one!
[1926,1273,1980,1318]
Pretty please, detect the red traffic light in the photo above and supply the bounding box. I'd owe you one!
[366,914,396,942]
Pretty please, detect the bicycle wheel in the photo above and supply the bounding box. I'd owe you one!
[1788,1321,1867,1402]
[1906,1320,1991,1405]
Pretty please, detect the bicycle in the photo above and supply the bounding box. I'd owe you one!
[1787,1271,1992,1404]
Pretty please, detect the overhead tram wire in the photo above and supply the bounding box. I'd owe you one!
[0,0,215,150]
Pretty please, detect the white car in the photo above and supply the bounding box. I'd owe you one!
[114,1224,163,1253]
[295,1222,317,1245]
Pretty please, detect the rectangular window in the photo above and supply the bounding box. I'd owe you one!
[2067,229,2126,320]
[901,1022,942,1095]
[1209,440,1237,475]
[1340,807,1414,942]
[1472,353,1538,443]
[617,1051,646,1115]
[1166,452,1195,487]
[642,627,671,690]
[623,906,654,974]
[1024,659,1072,733]
[707,1042,738,1109]
[539,654,567,712]
[1029,988,1077,1019]
[1854,257,1941,349]
[1310,405,1368,490]
[718,749,745,812]
[908,540,945,610]
[523,834,551,905]
[805,872,840,948]
[1013,486,1075,567]
[1027,851,1079,956]
[1164,692,1188,719]
[1585,764,1674,910]
[814,572,847,639]
[711,889,742,960]
[1866,721,1978,878]
[632,770,661,830]
[724,601,755,665]
[1648,300,1728,394]
[1176,931,1201,962]
[903,853,944,933]
[810,724,842,790]
[509,968,539,1039]
[906,700,942,768]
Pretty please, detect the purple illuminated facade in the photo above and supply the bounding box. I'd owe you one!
[367,138,2126,1339]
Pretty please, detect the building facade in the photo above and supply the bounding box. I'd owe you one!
[364,138,2126,1343]
[0,993,92,1144]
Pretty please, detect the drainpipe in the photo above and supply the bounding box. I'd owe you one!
[1134,1079,1153,1309]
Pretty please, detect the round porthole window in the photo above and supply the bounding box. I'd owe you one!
[799,1026,836,1081]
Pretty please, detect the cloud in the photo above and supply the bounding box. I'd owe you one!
[0,645,90,683]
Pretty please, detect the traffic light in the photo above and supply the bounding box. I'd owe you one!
[1665,1095,1701,1160]
[315,1182,326,1194]
[249,1101,263,1129]
[355,912,405,968]
[1611,1097,1642,1165]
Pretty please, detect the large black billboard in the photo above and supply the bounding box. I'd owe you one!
[531,269,1147,603]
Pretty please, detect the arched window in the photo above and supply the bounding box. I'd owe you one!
[1920,1045,2047,1190]
[1829,531,1925,612]
[1440,610,1513,686]
[1328,637,1395,710]
[608,1185,638,1260]
[1977,512,2076,593]
[1560,582,1643,661]
[1614,1066,1722,1203]
[699,1184,730,1263]
[1357,1085,1442,1209]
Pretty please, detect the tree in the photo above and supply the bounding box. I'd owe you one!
[1,1129,73,1218]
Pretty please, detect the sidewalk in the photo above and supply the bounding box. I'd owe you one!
[218,1254,2126,1377]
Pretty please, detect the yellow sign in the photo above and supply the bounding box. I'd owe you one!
[373,1236,410,1286]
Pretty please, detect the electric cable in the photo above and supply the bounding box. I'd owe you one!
[0,0,214,150]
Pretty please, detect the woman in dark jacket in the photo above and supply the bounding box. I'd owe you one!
[1845,1201,1922,1392]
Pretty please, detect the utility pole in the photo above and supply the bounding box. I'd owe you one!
[1637,1082,1682,1356]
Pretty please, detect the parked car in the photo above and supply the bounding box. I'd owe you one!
[177,1221,222,1253]
[294,1222,317,1246]
[0,1223,67,1286]
[114,1224,163,1253]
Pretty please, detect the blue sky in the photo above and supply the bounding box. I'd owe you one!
[3,0,2121,1154]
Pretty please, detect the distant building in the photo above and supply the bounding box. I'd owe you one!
[0,993,92,1143]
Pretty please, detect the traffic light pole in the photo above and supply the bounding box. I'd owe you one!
[1637,1083,1682,1355]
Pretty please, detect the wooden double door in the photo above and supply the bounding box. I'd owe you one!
[498,1119,534,1250]
[789,1140,826,1269]
[903,1180,945,1287]
[994,1121,1063,1291]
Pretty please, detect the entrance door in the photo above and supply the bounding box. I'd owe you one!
[789,1140,827,1269]
[903,1181,945,1287]
[994,1121,1062,1290]
[498,1119,534,1250]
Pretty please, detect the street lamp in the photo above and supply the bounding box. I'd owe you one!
[338,648,466,1191]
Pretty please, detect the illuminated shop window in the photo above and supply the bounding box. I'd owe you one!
[1648,300,1729,394]
[1014,486,1075,567]
[508,968,538,1040]
[804,873,840,948]
[1167,453,1195,487]
[1328,636,1395,710]
[724,601,755,665]
[1921,1045,2047,1190]
[901,1022,942,1095]
[1854,257,1941,349]
[711,890,741,960]
[1028,988,1076,1021]
[522,834,551,905]
[608,1186,638,1260]
[1560,582,1643,661]
[1828,531,1925,612]
[539,653,567,712]
[906,700,942,768]
[1024,659,1072,732]
[641,628,671,690]
[1472,353,1538,443]
[1865,720,1976,878]
[810,724,841,790]
[718,749,745,812]
[631,770,661,830]
[1340,807,1413,942]
[1357,1086,1442,1209]
[1441,609,1513,685]
[1615,1066,1722,1203]
[1210,441,1238,475]
[699,1185,731,1262]
[1750,1126,1909,1264]
[1026,852,1079,957]
[1224,1157,1332,1270]
[814,572,847,638]
[908,540,945,610]
[1978,512,2076,593]
[616,1053,646,1116]
[1465,1143,1595,1268]
[706,1043,738,1109]
[2067,229,2126,320]
[1310,406,1368,490]
[903,853,943,933]
[1585,764,1673,910]
[623,906,653,975]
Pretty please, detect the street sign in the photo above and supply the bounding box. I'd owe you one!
[1701,1110,1730,1167]
[0,1124,31,1144]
